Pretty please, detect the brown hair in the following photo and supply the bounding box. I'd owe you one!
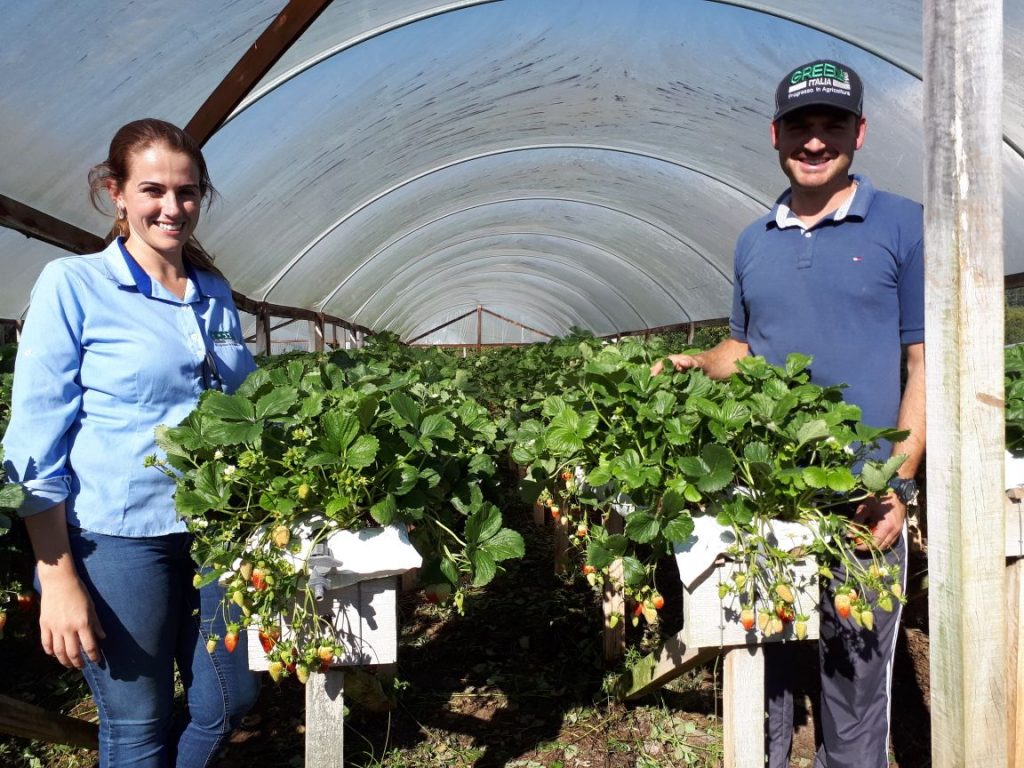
[88,119,223,278]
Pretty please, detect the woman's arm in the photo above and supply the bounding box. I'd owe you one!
[24,503,105,668]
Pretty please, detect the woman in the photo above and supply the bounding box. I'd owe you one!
[3,119,260,767]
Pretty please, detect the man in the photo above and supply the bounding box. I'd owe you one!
[653,59,925,767]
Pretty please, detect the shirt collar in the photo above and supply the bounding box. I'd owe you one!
[770,174,875,230]
[102,237,229,301]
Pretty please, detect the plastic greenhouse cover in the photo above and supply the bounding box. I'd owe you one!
[1,0,1022,344]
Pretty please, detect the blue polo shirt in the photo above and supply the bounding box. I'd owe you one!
[729,175,923,455]
[3,239,256,536]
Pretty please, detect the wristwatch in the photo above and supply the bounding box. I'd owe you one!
[888,476,919,505]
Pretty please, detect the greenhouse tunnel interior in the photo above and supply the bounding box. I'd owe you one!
[1,0,1022,347]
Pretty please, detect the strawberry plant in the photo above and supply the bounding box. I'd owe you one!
[151,344,523,680]
[1006,344,1024,457]
[513,338,909,635]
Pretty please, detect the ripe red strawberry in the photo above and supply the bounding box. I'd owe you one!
[775,604,795,623]
[251,568,269,591]
[633,602,644,617]
[581,565,596,575]
[740,608,755,631]
[651,593,665,611]
[16,592,33,613]
[258,627,280,653]
[550,506,561,521]
[224,624,239,653]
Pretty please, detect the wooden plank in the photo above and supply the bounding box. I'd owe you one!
[924,1,1007,765]
[186,0,334,145]
[552,507,570,574]
[532,501,546,527]
[405,307,478,344]
[305,668,345,768]
[480,307,554,339]
[603,512,626,662]
[617,629,719,700]
[723,646,764,768]
[682,557,819,648]
[1009,559,1024,768]
[0,693,99,750]
[0,194,104,254]
[1009,494,1024,558]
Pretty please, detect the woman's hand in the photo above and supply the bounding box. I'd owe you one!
[36,571,105,669]
[24,503,106,668]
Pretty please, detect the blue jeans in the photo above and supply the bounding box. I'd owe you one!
[67,529,260,767]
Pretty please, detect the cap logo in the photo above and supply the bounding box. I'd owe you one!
[774,59,863,120]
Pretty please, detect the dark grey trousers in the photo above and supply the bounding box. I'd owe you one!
[765,528,907,768]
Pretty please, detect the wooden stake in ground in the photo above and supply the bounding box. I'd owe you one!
[306,669,345,768]
[924,1,1007,765]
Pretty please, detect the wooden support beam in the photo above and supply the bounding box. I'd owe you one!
[723,647,764,768]
[616,630,719,700]
[305,669,345,768]
[480,307,554,339]
[186,0,335,145]
[924,1,1007,765]
[0,195,104,254]
[476,304,483,353]
[1009,559,1024,767]
[0,694,99,750]
[405,308,478,344]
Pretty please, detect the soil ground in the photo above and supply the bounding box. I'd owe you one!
[0,495,933,768]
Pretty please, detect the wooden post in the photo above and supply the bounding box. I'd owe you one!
[0,694,99,750]
[476,304,483,353]
[254,305,271,356]
[552,497,570,574]
[310,314,325,352]
[924,1,1007,765]
[723,647,764,768]
[603,511,626,662]
[305,669,345,768]
[1009,559,1024,767]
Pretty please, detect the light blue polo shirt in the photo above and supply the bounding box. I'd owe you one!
[729,175,924,457]
[3,238,256,536]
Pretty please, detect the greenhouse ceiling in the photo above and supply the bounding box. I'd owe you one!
[1,0,1022,345]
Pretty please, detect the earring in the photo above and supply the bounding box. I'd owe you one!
[117,207,126,220]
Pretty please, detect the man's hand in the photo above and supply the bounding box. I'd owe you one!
[650,353,701,376]
[852,492,906,552]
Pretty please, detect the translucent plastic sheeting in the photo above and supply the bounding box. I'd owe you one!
[0,0,286,233]
[1,0,1023,344]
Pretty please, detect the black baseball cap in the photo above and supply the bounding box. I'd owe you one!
[773,59,863,121]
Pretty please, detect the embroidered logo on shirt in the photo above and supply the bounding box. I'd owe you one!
[211,330,240,347]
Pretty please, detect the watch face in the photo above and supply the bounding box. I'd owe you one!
[892,478,918,503]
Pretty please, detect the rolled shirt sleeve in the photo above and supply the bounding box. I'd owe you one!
[3,261,85,514]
